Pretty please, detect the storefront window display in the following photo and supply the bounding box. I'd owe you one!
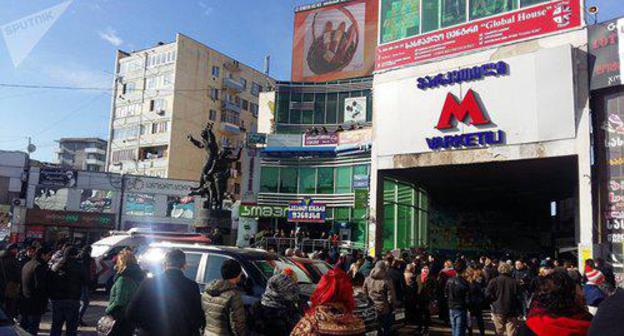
[335,167,352,194]
[299,168,317,194]
[317,168,334,194]
[167,196,195,219]
[124,193,156,216]
[260,167,279,193]
[34,187,69,210]
[278,168,298,194]
[79,189,114,213]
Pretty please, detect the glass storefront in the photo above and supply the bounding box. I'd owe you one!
[260,164,370,194]
[382,178,429,250]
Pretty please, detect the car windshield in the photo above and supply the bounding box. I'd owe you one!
[253,259,313,284]
[91,244,111,258]
[313,261,331,275]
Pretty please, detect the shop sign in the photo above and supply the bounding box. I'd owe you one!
[26,209,115,229]
[240,203,288,218]
[288,198,326,223]
[39,166,76,187]
[426,89,505,150]
[417,62,508,90]
[339,128,372,145]
[589,18,624,90]
[303,134,339,146]
[125,177,198,195]
[353,174,369,189]
[376,0,581,71]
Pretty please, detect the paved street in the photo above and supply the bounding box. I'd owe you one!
[37,292,497,336]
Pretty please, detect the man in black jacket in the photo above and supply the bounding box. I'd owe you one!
[20,246,53,335]
[49,246,87,336]
[445,262,469,336]
[486,262,521,336]
[127,249,206,336]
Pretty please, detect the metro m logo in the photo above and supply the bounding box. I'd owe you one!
[436,89,490,130]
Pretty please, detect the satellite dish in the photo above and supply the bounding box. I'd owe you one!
[27,144,36,153]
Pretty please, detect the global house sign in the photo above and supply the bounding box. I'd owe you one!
[421,62,508,151]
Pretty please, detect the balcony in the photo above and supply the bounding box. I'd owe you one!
[222,101,241,114]
[85,158,106,166]
[220,123,241,134]
[223,60,240,72]
[223,77,244,92]
[84,147,106,155]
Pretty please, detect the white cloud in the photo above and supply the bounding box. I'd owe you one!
[198,1,214,16]
[37,63,112,88]
[98,27,123,46]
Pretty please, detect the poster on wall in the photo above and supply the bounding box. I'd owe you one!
[344,96,367,123]
[588,18,624,90]
[167,196,195,219]
[376,0,582,71]
[292,0,378,82]
[80,189,114,213]
[124,193,156,216]
[34,187,69,211]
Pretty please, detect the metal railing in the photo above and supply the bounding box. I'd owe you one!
[251,237,366,255]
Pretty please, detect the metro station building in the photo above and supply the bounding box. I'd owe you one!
[368,0,592,260]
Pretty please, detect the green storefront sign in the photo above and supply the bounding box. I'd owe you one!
[240,204,288,218]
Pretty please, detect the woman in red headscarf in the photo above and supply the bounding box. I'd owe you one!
[290,269,365,336]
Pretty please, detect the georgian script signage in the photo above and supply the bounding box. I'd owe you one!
[240,203,288,218]
[26,209,114,228]
[303,134,339,146]
[288,198,326,223]
[418,62,508,90]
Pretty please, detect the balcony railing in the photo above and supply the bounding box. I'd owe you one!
[222,101,241,114]
[223,77,244,92]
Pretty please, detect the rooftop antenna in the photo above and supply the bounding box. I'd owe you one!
[264,55,271,76]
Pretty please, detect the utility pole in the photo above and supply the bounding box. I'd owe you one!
[117,173,125,230]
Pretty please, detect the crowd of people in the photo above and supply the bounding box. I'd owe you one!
[1,239,624,336]
[0,240,95,336]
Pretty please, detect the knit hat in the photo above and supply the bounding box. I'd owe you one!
[221,259,242,280]
[586,269,605,286]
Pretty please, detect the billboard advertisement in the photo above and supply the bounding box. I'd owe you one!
[292,0,378,82]
[376,0,582,71]
[589,18,624,90]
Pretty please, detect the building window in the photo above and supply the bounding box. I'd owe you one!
[383,178,429,250]
[212,66,220,77]
[242,99,249,111]
[279,167,298,194]
[209,109,217,121]
[260,167,279,192]
[251,82,262,96]
[147,50,176,68]
[335,166,352,194]
[240,77,247,90]
[298,168,316,194]
[151,121,168,134]
[111,149,136,162]
[317,167,334,194]
[210,88,219,100]
[116,103,141,118]
[112,126,139,140]
[150,98,166,113]
[122,82,136,94]
[250,103,259,117]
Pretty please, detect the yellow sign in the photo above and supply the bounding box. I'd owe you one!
[579,244,593,268]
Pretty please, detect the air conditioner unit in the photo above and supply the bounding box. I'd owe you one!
[156,110,165,116]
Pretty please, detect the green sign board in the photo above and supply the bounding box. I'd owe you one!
[240,204,288,218]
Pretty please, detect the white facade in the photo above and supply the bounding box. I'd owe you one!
[369,29,593,261]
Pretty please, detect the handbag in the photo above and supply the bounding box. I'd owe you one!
[97,315,116,336]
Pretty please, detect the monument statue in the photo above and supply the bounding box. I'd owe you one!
[187,122,242,211]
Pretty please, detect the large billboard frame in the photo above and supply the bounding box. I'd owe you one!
[375,0,584,72]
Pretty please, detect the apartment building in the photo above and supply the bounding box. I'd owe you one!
[106,33,274,201]
[57,137,107,172]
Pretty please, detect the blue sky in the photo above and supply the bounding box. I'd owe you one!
[0,0,622,162]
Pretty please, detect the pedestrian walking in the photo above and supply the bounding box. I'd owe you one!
[202,259,246,336]
[465,267,486,336]
[437,260,457,326]
[126,249,205,336]
[20,246,52,335]
[256,268,301,336]
[78,245,95,326]
[363,261,396,336]
[0,243,20,318]
[403,263,418,324]
[445,262,470,336]
[291,269,365,336]
[49,246,87,336]
[415,264,436,335]
[512,260,532,318]
[351,272,377,333]
[517,271,592,336]
[104,249,144,336]
[486,262,522,336]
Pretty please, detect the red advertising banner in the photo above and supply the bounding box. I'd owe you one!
[376,0,582,71]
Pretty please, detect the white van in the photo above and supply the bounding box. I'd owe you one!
[91,232,147,290]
